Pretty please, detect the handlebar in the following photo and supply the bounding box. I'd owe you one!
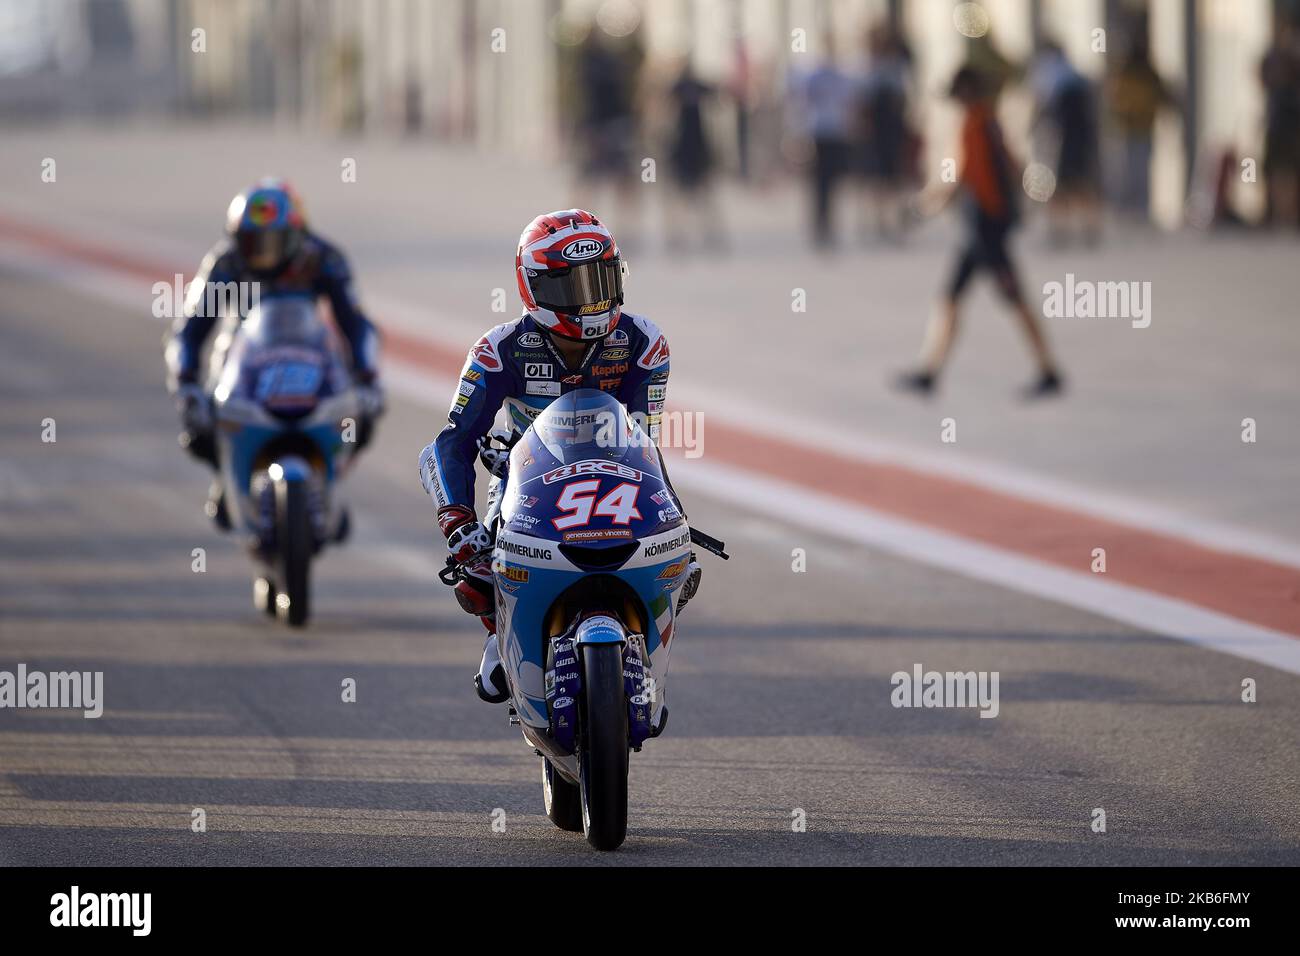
[690,528,730,560]
[440,527,728,588]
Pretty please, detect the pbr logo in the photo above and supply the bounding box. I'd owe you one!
[562,237,604,261]
[541,459,643,484]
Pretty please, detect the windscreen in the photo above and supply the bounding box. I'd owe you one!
[503,389,678,541]
[215,297,341,411]
[243,297,326,348]
[496,385,681,541]
[528,389,652,466]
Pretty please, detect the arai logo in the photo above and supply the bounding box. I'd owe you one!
[562,238,604,261]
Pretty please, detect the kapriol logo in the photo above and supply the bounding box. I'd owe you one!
[561,237,604,261]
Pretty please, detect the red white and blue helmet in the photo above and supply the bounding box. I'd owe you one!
[225,177,307,272]
[516,209,625,341]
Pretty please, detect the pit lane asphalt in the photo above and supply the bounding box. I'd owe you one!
[1,268,1297,865]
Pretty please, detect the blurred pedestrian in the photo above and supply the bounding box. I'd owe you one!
[966,31,1021,102]
[745,58,786,189]
[854,24,912,241]
[1030,40,1101,245]
[789,39,859,247]
[1260,15,1300,229]
[1108,33,1175,220]
[664,62,725,251]
[568,30,646,244]
[728,31,754,182]
[897,67,1063,399]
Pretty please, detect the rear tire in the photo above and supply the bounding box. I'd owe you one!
[542,758,582,832]
[578,642,629,850]
[274,479,311,628]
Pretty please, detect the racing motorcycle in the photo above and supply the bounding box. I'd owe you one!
[210,297,362,627]
[441,389,727,850]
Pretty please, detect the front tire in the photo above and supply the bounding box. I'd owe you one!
[578,642,629,850]
[542,758,582,832]
[274,478,311,627]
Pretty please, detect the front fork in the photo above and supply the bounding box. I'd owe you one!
[544,615,655,755]
[252,459,327,555]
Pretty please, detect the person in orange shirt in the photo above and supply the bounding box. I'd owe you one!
[898,67,1062,398]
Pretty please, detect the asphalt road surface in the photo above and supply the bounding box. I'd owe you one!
[2,264,1298,865]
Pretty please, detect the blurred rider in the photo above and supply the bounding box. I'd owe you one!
[164,178,384,528]
[418,209,700,703]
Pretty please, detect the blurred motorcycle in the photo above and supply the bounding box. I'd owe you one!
[210,297,363,626]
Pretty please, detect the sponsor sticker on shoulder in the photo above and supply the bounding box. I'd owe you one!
[457,380,476,397]
[470,335,501,372]
[637,334,670,370]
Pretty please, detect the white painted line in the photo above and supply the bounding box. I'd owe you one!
[674,459,1300,677]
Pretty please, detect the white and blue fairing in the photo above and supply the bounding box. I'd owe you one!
[493,389,690,729]
[211,297,357,537]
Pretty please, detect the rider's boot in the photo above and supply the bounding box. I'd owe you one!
[474,625,510,704]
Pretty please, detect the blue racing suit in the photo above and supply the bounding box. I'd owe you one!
[420,311,671,522]
[165,231,380,388]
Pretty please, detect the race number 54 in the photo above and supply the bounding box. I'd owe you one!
[552,480,641,530]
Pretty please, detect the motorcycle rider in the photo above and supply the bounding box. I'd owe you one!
[419,209,701,703]
[164,178,384,529]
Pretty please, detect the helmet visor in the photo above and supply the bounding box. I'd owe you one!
[530,259,623,314]
[236,228,291,271]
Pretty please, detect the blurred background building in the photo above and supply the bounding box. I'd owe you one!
[1,0,1298,232]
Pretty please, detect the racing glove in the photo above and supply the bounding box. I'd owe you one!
[175,382,213,434]
[354,379,386,420]
[350,379,384,452]
[440,505,495,618]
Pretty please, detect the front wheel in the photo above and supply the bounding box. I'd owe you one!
[578,642,629,850]
[542,758,582,832]
[274,478,311,627]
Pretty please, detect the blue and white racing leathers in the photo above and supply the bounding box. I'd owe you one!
[420,311,671,521]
